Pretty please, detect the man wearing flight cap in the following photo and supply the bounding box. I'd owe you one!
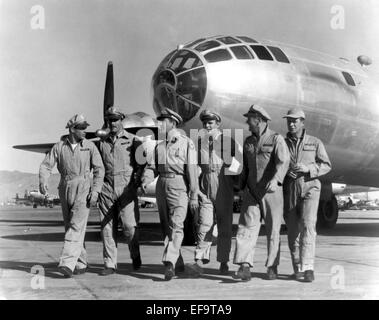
[97,106,145,275]
[141,107,199,280]
[283,108,331,282]
[188,109,240,276]
[233,104,289,281]
[39,114,104,278]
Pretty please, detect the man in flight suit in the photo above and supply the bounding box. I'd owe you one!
[141,108,199,280]
[39,114,104,278]
[97,106,144,275]
[283,108,331,282]
[233,105,289,281]
[188,109,238,276]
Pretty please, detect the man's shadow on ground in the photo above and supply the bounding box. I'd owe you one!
[0,260,295,283]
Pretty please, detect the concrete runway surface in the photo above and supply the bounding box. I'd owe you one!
[0,206,378,300]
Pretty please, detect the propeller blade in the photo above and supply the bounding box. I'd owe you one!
[103,61,114,121]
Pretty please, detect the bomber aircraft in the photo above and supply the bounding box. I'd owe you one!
[14,35,379,231]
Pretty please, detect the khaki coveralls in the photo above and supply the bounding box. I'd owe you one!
[233,125,289,268]
[143,128,198,266]
[97,130,144,269]
[39,138,104,271]
[284,130,331,272]
[195,130,237,263]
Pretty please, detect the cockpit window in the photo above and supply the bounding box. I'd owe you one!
[168,50,203,74]
[230,46,254,59]
[177,68,207,105]
[161,50,176,67]
[237,36,258,43]
[342,71,356,86]
[170,57,183,70]
[267,46,290,63]
[217,36,241,44]
[249,45,274,61]
[195,40,220,52]
[184,38,206,48]
[204,49,232,63]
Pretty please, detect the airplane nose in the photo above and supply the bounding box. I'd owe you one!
[152,49,207,124]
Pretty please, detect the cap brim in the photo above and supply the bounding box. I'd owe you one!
[201,116,218,122]
[157,115,169,121]
[283,115,304,119]
[74,122,90,129]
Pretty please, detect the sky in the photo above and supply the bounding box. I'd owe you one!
[1,0,379,173]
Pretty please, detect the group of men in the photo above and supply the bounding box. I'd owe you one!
[39,103,331,283]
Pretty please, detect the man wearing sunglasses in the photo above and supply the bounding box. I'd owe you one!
[39,114,104,278]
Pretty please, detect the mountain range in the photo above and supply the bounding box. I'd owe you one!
[0,170,60,203]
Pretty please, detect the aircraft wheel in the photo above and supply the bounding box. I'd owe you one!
[317,196,338,228]
[33,203,37,209]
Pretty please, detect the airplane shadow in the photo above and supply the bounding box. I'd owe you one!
[0,259,296,283]
[1,223,164,243]
[0,261,70,279]
[317,222,379,237]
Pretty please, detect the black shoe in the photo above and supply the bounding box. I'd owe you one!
[267,266,278,280]
[175,255,185,273]
[236,264,251,281]
[304,270,315,282]
[58,266,73,278]
[132,255,142,270]
[99,267,116,276]
[164,263,175,281]
[73,267,87,275]
[219,262,229,275]
[290,271,304,280]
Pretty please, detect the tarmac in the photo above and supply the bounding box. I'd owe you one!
[0,206,378,300]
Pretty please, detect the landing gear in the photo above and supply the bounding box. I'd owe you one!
[317,195,338,228]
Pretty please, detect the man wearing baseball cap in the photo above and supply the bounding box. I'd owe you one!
[233,104,289,281]
[188,109,239,276]
[141,107,199,280]
[283,108,331,282]
[97,106,145,275]
[39,114,104,278]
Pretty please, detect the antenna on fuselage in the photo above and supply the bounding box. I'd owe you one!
[357,55,372,67]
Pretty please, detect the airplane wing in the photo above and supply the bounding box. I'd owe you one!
[13,132,99,154]
[13,143,55,154]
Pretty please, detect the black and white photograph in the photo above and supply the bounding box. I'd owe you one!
[0,0,378,303]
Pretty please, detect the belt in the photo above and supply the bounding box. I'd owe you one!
[105,170,133,176]
[202,167,221,173]
[159,172,183,178]
[62,174,88,181]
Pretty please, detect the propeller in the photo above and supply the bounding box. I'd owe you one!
[96,61,114,137]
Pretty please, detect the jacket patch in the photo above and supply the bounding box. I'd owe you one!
[303,144,316,151]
